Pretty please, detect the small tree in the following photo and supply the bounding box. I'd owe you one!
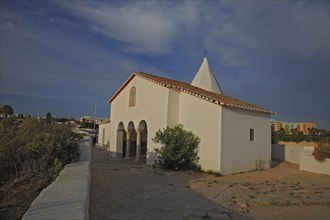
[152,124,200,170]
[46,112,52,123]
[46,112,52,118]
[0,104,14,117]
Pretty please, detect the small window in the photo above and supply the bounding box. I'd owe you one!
[250,129,255,141]
[129,87,136,107]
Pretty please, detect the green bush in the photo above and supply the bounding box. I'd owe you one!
[152,124,200,170]
[313,138,330,162]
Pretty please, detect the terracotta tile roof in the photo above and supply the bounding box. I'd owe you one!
[109,72,274,114]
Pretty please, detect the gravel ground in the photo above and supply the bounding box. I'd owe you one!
[90,147,330,220]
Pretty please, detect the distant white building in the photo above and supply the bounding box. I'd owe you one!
[99,56,273,174]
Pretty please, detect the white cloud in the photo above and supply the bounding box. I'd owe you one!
[202,1,330,67]
[55,1,328,66]
[60,2,176,54]
[1,5,170,105]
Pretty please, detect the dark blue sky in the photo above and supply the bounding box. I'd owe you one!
[1,1,329,129]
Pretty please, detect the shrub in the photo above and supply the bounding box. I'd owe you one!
[53,158,63,176]
[0,117,80,182]
[0,118,20,177]
[313,138,330,162]
[152,124,200,170]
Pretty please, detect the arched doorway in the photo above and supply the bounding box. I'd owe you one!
[137,120,148,161]
[116,122,126,157]
[127,121,137,158]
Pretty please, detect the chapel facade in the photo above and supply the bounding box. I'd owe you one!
[99,57,273,175]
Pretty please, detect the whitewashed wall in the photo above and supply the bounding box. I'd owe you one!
[98,122,111,147]
[166,89,180,127]
[178,92,221,172]
[272,145,329,175]
[271,144,305,164]
[109,76,170,164]
[220,108,271,175]
[108,75,272,175]
[300,156,330,175]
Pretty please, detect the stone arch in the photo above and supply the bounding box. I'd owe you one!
[116,122,126,157]
[127,121,135,131]
[136,120,148,161]
[126,121,137,158]
[138,120,147,131]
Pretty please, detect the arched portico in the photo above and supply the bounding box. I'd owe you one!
[116,120,147,161]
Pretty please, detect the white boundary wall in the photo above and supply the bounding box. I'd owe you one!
[23,138,92,220]
[271,144,304,164]
[272,144,329,175]
[299,146,330,175]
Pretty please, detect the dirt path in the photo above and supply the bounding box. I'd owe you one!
[89,148,329,220]
[89,148,247,220]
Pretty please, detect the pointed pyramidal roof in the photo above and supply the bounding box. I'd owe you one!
[191,56,223,94]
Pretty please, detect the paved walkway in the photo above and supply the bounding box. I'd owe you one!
[22,139,91,220]
[89,148,248,220]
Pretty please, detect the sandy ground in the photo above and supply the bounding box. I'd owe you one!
[190,161,330,220]
[90,148,330,220]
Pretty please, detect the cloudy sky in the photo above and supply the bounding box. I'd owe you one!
[1,1,329,129]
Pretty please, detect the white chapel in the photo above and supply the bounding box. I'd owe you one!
[98,56,273,175]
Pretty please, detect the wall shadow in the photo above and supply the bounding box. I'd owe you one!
[271,144,285,168]
[271,159,284,168]
[90,148,253,220]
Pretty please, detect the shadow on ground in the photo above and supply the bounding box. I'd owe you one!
[89,147,250,220]
[270,159,284,168]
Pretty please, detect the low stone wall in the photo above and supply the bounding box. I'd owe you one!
[271,144,304,164]
[22,138,91,220]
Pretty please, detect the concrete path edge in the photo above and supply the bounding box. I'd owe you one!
[22,137,92,220]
